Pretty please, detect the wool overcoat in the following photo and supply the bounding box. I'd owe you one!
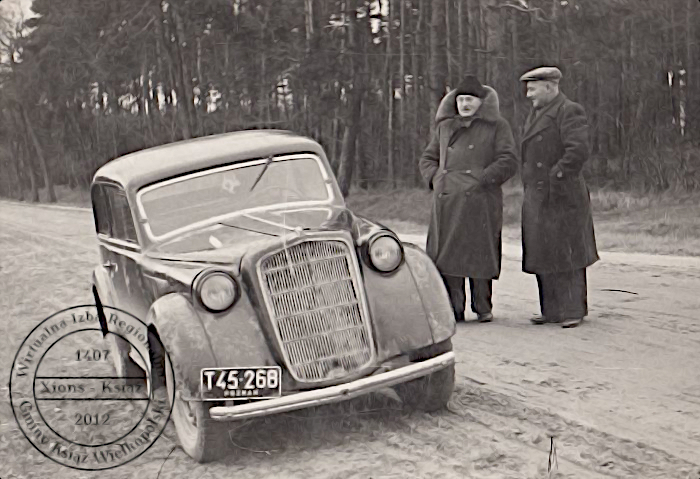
[419,86,518,279]
[520,93,599,274]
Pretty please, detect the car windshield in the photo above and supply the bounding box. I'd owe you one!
[139,156,330,238]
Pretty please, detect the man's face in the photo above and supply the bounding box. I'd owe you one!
[456,95,483,117]
[526,81,553,109]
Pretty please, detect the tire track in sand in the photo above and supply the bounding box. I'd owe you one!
[447,380,700,478]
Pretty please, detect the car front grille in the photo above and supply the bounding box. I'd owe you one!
[259,239,374,382]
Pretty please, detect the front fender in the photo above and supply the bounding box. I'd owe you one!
[148,290,277,398]
[92,267,116,307]
[402,244,456,343]
[148,294,217,397]
[362,242,455,364]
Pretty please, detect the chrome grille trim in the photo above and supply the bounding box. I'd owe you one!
[257,237,375,383]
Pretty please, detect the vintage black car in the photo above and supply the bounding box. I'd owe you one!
[90,130,456,462]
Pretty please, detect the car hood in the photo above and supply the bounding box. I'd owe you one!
[144,206,372,265]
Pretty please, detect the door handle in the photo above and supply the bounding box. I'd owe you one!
[103,261,118,272]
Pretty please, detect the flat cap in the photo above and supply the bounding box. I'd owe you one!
[519,66,562,82]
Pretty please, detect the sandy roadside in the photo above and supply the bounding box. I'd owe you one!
[1,201,699,479]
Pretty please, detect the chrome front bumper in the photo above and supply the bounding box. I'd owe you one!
[208,351,455,421]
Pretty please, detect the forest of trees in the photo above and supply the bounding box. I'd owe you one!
[0,0,699,203]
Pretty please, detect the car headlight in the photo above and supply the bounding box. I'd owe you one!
[193,271,239,312]
[367,234,403,273]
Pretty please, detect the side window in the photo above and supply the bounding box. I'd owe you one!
[109,190,138,243]
[92,183,139,244]
[91,185,111,236]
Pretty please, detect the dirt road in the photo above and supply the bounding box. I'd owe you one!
[1,201,699,478]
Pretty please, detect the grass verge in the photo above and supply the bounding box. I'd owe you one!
[4,183,700,256]
[347,185,700,257]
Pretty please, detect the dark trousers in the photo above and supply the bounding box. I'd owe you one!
[441,274,493,317]
[536,268,588,320]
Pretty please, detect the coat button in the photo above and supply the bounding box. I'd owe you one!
[465,169,471,174]
[536,162,543,168]
[536,135,543,142]
[557,171,563,178]
[466,192,471,196]
[468,144,474,149]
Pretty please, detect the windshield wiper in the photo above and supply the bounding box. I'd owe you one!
[249,155,274,192]
[219,220,280,237]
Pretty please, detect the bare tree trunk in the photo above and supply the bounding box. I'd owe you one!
[594,60,605,157]
[457,0,466,78]
[21,106,56,203]
[259,8,271,124]
[668,0,680,139]
[412,0,425,187]
[196,35,204,133]
[684,0,693,137]
[466,0,477,73]
[337,0,366,197]
[386,0,395,187]
[170,3,195,139]
[154,2,174,109]
[304,0,314,51]
[9,140,25,201]
[445,0,453,87]
[510,8,519,128]
[331,114,339,171]
[223,33,231,133]
[477,0,485,78]
[153,4,164,107]
[24,147,39,202]
[618,20,627,168]
[399,0,406,186]
[483,0,504,89]
[429,0,448,134]
[141,53,155,147]
[550,0,561,63]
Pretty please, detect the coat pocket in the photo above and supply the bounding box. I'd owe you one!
[548,177,579,209]
[438,170,483,194]
[432,170,447,191]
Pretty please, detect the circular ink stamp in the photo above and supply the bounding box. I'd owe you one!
[9,305,175,470]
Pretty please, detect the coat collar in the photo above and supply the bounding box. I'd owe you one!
[521,93,567,143]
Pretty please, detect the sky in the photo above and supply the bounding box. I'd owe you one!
[0,0,34,22]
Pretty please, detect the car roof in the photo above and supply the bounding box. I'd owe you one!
[92,129,328,194]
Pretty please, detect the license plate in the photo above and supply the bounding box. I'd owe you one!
[200,367,282,401]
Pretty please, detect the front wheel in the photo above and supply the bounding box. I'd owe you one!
[164,355,232,463]
[393,364,455,412]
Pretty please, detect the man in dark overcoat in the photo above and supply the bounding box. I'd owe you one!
[419,75,518,323]
[518,66,599,328]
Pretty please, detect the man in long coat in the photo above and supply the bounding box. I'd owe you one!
[419,75,518,323]
[518,66,599,328]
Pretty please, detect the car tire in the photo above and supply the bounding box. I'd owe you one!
[164,355,232,463]
[393,363,455,412]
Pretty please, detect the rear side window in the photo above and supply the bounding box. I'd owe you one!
[110,191,138,242]
[91,186,110,236]
[91,184,139,244]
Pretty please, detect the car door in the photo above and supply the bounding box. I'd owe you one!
[93,183,151,320]
[92,184,123,309]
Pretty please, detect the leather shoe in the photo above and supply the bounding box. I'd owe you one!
[530,316,559,325]
[477,312,493,323]
[561,317,583,328]
[455,312,466,323]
